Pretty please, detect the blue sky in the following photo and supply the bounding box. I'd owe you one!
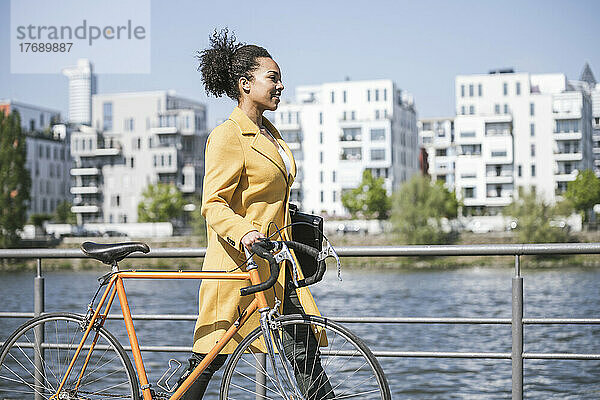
[1,0,598,128]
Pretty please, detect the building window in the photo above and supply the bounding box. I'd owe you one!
[530,102,535,116]
[516,82,521,95]
[130,157,135,168]
[319,131,323,144]
[530,144,535,157]
[531,164,536,177]
[319,171,323,183]
[331,91,335,103]
[375,89,380,101]
[503,82,508,96]
[103,102,113,130]
[503,104,509,114]
[461,106,465,115]
[491,150,507,157]
[469,105,475,115]
[518,165,522,177]
[530,123,535,136]
[320,191,324,203]
[464,187,475,198]
[478,84,482,96]
[343,90,347,103]
[555,119,580,133]
[342,111,347,120]
[461,85,465,97]
[469,84,474,97]
[367,89,371,102]
[351,111,355,120]
[332,170,336,182]
[494,104,500,114]
[333,191,337,202]
[383,88,387,101]
[319,112,323,125]
[375,110,380,119]
[124,118,134,131]
[370,149,385,161]
[319,151,323,163]
[370,128,385,141]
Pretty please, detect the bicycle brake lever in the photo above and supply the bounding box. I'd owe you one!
[272,243,299,288]
[319,239,342,281]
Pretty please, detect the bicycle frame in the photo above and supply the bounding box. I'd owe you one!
[50,268,272,400]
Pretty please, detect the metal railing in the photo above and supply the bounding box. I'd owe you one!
[1,243,600,400]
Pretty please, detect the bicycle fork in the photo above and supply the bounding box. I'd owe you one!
[259,304,306,400]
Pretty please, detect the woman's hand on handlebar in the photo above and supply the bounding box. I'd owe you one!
[241,230,266,251]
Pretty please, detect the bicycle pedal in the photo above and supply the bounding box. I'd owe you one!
[156,359,182,393]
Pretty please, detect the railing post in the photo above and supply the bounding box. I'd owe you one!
[512,255,523,400]
[34,258,45,400]
[256,353,267,399]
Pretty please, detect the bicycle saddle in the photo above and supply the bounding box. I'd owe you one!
[81,241,150,265]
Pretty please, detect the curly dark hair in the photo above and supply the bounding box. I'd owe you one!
[197,28,272,100]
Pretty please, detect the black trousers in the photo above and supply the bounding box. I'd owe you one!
[178,273,333,399]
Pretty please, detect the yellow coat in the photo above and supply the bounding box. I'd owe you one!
[192,107,322,354]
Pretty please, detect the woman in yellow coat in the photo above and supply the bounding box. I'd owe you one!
[177,29,332,399]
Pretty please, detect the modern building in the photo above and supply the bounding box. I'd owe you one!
[452,69,593,215]
[418,117,455,188]
[62,59,97,125]
[272,79,419,216]
[69,90,207,224]
[575,63,600,176]
[0,100,71,216]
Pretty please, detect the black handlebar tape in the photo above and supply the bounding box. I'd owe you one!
[239,241,280,296]
[283,241,326,287]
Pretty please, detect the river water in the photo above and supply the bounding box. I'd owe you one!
[1,265,599,399]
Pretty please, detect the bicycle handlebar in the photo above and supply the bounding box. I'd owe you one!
[239,240,326,296]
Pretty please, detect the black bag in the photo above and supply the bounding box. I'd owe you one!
[289,204,323,278]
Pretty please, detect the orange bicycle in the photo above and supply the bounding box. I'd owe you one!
[0,239,391,399]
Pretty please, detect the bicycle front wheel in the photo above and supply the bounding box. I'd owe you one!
[220,314,391,400]
[0,312,139,400]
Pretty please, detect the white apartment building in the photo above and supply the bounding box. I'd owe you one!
[453,69,593,215]
[62,59,97,125]
[70,91,207,224]
[272,79,419,216]
[0,100,71,217]
[418,117,455,188]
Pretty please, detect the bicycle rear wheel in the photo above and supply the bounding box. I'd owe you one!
[220,314,391,400]
[0,312,139,400]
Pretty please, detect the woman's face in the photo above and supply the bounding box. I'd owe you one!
[240,57,284,111]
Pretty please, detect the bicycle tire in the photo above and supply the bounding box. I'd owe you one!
[0,312,140,400]
[220,314,391,400]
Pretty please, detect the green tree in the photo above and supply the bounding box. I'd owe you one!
[137,183,185,222]
[504,189,570,243]
[341,170,391,219]
[53,201,76,224]
[391,175,459,244]
[0,111,31,248]
[564,169,600,223]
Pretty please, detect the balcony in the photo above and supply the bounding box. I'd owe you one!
[485,196,513,206]
[554,152,583,162]
[555,172,577,181]
[70,167,99,176]
[151,126,178,135]
[71,205,100,213]
[554,132,582,141]
[94,147,120,156]
[553,110,582,120]
[70,186,100,195]
[486,175,513,184]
